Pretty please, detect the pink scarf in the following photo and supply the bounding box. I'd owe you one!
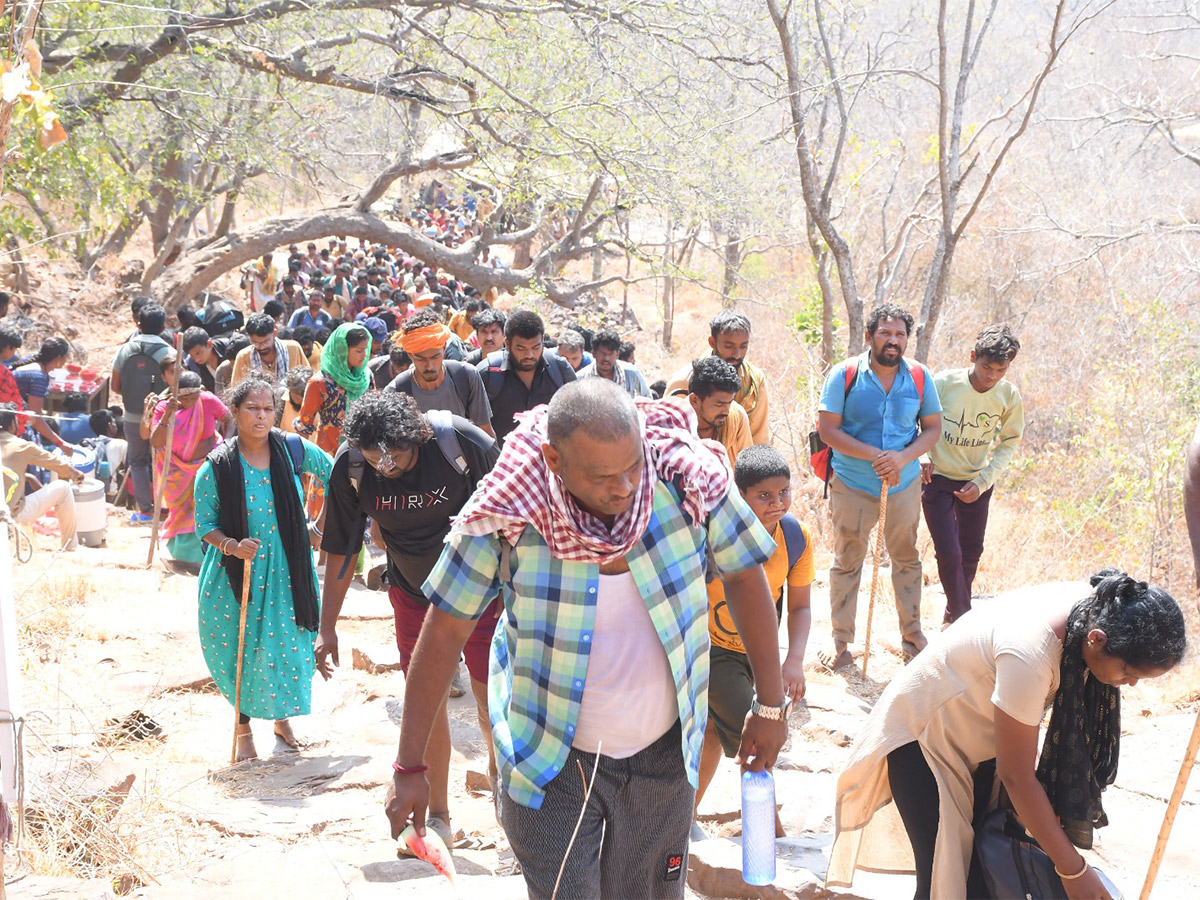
[450,398,731,564]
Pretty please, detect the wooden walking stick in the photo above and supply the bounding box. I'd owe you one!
[146,333,183,566]
[861,482,889,679]
[1138,707,1200,899]
[230,556,253,766]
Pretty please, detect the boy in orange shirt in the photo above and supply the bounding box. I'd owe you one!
[695,445,813,838]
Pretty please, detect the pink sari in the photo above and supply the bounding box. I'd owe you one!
[152,392,227,540]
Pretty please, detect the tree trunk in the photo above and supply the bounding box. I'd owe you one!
[511,237,533,270]
[82,212,144,275]
[5,238,29,296]
[661,235,675,350]
[142,208,199,292]
[214,190,238,238]
[767,0,863,355]
[154,206,542,311]
[721,228,743,306]
[146,149,184,254]
[807,217,836,371]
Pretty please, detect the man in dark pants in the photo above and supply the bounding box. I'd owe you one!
[384,380,789,899]
[315,391,500,847]
[110,303,172,522]
[920,325,1024,624]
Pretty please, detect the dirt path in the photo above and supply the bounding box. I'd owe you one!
[7,515,1199,900]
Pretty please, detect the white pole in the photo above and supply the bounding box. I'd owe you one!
[0,512,22,806]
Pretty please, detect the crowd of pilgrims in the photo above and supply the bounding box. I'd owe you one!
[0,183,1190,900]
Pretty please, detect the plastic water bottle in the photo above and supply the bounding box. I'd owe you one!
[741,769,776,885]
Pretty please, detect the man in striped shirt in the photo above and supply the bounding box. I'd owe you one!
[385,380,789,899]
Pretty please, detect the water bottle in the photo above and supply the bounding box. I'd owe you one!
[741,769,776,885]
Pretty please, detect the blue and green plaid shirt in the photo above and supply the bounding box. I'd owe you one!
[424,478,775,808]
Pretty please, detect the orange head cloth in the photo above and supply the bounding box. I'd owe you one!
[401,324,453,355]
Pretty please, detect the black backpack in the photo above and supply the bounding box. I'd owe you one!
[482,349,565,402]
[345,409,473,490]
[119,336,172,414]
[197,296,245,337]
[387,361,474,410]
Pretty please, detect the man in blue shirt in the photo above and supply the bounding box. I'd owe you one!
[287,291,333,331]
[817,304,942,669]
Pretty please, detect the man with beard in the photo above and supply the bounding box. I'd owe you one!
[666,310,771,444]
[477,309,575,442]
[385,309,494,435]
[384,380,787,899]
[315,391,500,850]
[685,356,751,465]
[816,304,941,670]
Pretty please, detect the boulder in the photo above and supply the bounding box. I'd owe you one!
[686,837,831,900]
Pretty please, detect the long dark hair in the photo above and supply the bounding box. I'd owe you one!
[1036,569,1186,848]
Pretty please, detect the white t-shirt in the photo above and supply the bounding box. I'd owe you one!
[572,571,678,758]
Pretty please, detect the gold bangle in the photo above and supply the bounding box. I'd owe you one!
[1055,859,1089,880]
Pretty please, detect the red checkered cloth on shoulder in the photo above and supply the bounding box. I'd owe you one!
[449,397,731,564]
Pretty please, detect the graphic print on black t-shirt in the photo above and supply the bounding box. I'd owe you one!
[321,420,498,599]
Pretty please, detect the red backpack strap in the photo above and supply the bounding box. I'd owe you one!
[909,361,926,404]
[843,359,859,396]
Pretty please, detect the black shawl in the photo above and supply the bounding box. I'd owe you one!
[206,429,320,632]
[1035,603,1120,849]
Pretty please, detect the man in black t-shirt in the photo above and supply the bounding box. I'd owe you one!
[315,391,499,846]
[477,309,575,442]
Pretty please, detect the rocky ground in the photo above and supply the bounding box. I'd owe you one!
[5,510,1199,900]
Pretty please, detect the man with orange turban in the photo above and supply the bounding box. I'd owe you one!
[385,309,494,435]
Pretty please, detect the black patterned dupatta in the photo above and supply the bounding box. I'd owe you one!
[1034,603,1121,849]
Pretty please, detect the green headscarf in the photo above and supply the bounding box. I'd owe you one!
[320,323,373,402]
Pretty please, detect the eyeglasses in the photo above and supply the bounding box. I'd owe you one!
[366,445,414,474]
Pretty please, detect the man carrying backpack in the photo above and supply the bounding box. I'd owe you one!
[110,303,172,523]
[384,309,494,435]
[314,391,500,849]
[816,304,941,670]
[476,310,575,443]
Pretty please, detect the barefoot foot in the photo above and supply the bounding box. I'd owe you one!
[273,718,300,750]
[817,642,853,671]
[235,724,258,762]
[902,630,929,662]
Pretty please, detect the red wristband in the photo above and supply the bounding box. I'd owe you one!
[392,761,428,776]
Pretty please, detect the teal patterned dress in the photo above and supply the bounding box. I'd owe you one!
[194,438,332,720]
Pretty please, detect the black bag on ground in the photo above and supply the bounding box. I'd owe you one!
[973,808,1066,899]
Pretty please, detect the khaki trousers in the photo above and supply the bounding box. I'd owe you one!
[828,475,922,644]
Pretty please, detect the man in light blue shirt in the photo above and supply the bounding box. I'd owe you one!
[288,292,333,331]
[816,304,941,670]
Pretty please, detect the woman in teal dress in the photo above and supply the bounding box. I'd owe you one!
[194,376,333,761]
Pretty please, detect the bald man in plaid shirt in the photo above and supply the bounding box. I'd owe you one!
[385,380,790,899]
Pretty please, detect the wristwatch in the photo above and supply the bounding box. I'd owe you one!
[750,696,792,721]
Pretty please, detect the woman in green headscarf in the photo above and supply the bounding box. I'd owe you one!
[295,323,372,455]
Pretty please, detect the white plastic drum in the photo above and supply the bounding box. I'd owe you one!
[68,445,96,477]
[73,478,107,547]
